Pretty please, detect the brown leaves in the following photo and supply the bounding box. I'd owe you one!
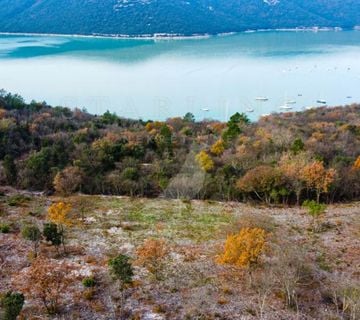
[302,161,336,194]
[136,238,168,278]
[22,257,73,315]
[236,165,282,203]
[53,166,83,196]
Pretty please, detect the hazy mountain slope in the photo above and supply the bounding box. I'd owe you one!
[0,0,359,36]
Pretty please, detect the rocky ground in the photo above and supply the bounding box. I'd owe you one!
[0,189,359,319]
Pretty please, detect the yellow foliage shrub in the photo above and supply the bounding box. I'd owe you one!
[195,150,214,172]
[217,227,266,268]
[210,139,225,156]
[48,202,73,227]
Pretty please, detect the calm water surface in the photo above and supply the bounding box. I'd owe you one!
[0,31,360,120]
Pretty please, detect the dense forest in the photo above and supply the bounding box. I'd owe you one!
[1,89,360,205]
[0,0,359,36]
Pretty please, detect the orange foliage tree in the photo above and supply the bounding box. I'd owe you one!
[279,152,310,205]
[136,238,168,280]
[302,161,336,203]
[22,257,73,315]
[47,202,73,253]
[353,156,360,169]
[217,227,266,268]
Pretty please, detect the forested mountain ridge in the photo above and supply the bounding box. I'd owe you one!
[0,0,359,36]
[1,90,360,204]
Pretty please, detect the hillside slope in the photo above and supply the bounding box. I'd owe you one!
[0,0,359,36]
[1,193,359,319]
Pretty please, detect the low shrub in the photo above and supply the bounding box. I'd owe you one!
[82,277,96,288]
[0,291,25,320]
[0,223,10,233]
[7,194,31,206]
[217,227,266,268]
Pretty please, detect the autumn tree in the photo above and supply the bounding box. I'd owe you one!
[237,165,282,204]
[279,152,310,205]
[196,150,214,172]
[136,238,168,280]
[47,202,73,253]
[22,225,41,257]
[23,257,72,315]
[302,161,336,203]
[53,166,83,196]
[353,156,360,169]
[217,227,266,268]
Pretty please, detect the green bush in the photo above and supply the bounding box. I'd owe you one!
[108,254,134,288]
[1,291,25,320]
[0,223,10,233]
[303,200,327,232]
[43,223,63,246]
[82,277,96,288]
[22,225,41,241]
[302,200,326,218]
[22,225,41,256]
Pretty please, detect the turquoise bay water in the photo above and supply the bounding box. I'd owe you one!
[0,31,360,120]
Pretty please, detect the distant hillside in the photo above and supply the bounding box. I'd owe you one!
[0,0,359,36]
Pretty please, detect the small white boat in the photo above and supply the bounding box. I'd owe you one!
[279,105,293,110]
[298,93,303,97]
[246,108,254,113]
[316,99,327,104]
[261,113,270,117]
[201,108,210,111]
[255,97,269,101]
[286,100,297,104]
[305,106,316,110]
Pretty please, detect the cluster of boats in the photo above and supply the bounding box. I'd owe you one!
[200,94,353,115]
[252,96,328,112]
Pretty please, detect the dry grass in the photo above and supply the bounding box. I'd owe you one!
[0,192,359,319]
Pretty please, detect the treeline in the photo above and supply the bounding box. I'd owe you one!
[0,0,359,36]
[1,89,360,204]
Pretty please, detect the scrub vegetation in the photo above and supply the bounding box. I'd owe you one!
[0,91,359,319]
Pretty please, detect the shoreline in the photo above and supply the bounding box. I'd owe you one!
[0,26,358,40]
